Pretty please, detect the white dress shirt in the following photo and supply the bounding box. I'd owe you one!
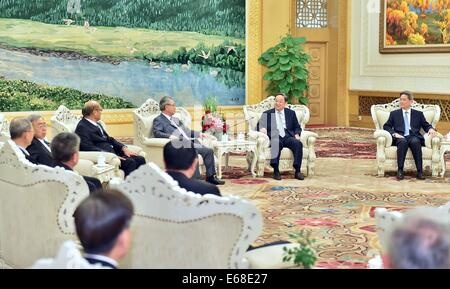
[275,109,287,137]
[162,113,190,139]
[85,118,105,136]
[9,140,30,158]
[402,108,412,132]
[38,138,51,152]
[84,253,118,268]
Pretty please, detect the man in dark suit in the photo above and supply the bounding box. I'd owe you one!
[9,118,37,164]
[383,91,437,180]
[26,114,55,167]
[164,140,221,196]
[75,101,146,177]
[152,96,224,185]
[74,189,134,269]
[257,93,304,181]
[51,132,102,193]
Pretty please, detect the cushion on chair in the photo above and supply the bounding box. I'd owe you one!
[264,148,310,160]
[384,147,433,160]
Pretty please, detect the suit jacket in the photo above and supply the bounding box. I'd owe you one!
[383,109,434,140]
[26,137,55,167]
[152,114,200,140]
[75,118,125,154]
[257,108,302,140]
[167,171,221,197]
[55,162,102,193]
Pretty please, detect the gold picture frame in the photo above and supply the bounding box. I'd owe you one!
[380,0,450,54]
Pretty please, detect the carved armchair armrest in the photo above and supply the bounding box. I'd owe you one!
[199,134,217,148]
[424,132,443,150]
[73,159,96,177]
[126,144,146,158]
[373,130,393,148]
[140,137,171,148]
[300,130,318,148]
[248,131,270,148]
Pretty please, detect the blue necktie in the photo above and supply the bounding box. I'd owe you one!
[404,111,410,137]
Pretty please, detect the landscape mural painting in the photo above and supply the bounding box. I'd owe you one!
[0,0,246,111]
[380,0,450,53]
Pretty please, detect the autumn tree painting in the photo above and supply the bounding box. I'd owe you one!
[381,0,450,53]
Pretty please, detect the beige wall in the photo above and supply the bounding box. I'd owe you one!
[350,0,450,94]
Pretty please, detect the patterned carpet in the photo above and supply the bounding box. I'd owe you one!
[118,128,449,268]
[236,184,450,269]
[309,127,376,159]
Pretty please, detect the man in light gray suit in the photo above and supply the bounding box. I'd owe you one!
[152,96,225,185]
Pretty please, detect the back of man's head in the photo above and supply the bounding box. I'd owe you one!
[74,189,134,256]
[388,217,450,269]
[9,118,32,140]
[163,140,198,171]
[51,132,80,163]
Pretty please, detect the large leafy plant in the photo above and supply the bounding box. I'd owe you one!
[259,35,310,105]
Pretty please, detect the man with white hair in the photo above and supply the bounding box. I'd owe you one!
[9,118,36,163]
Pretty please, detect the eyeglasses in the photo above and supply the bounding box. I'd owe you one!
[166,103,176,107]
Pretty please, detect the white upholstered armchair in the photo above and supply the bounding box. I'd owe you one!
[112,163,297,269]
[0,114,10,142]
[133,98,216,170]
[51,105,145,179]
[0,141,89,268]
[371,100,443,177]
[243,96,318,177]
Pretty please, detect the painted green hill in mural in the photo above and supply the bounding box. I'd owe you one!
[0,0,245,38]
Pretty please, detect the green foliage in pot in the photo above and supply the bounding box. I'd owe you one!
[259,35,310,105]
[283,230,317,269]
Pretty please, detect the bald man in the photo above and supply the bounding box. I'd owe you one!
[75,101,146,176]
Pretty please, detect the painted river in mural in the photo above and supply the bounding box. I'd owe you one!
[0,48,245,106]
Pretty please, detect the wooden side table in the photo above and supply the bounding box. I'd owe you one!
[212,140,258,179]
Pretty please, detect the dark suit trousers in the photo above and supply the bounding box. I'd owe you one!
[270,136,303,171]
[119,155,146,176]
[394,135,424,172]
[196,147,216,177]
[83,176,102,194]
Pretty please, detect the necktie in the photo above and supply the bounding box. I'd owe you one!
[98,124,106,138]
[277,111,285,138]
[171,117,189,139]
[404,111,410,137]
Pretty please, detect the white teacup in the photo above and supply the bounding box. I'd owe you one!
[97,154,106,166]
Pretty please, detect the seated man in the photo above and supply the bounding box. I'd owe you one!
[386,217,450,269]
[75,100,146,177]
[51,132,102,194]
[164,140,221,196]
[257,93,304,181]
[26,114,55,167]
[152,96,224,185]
[383,91,437,180]
[9,118,36,164]
[74,189,134,269]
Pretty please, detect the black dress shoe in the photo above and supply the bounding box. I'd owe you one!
[416,172,425,180]
[273,171,282,181]
[397,170,404,180]
[295,172,305,181]
[206,175,225,185]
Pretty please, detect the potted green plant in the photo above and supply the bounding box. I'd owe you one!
[259,34,311,105]
[283,230,317,269]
